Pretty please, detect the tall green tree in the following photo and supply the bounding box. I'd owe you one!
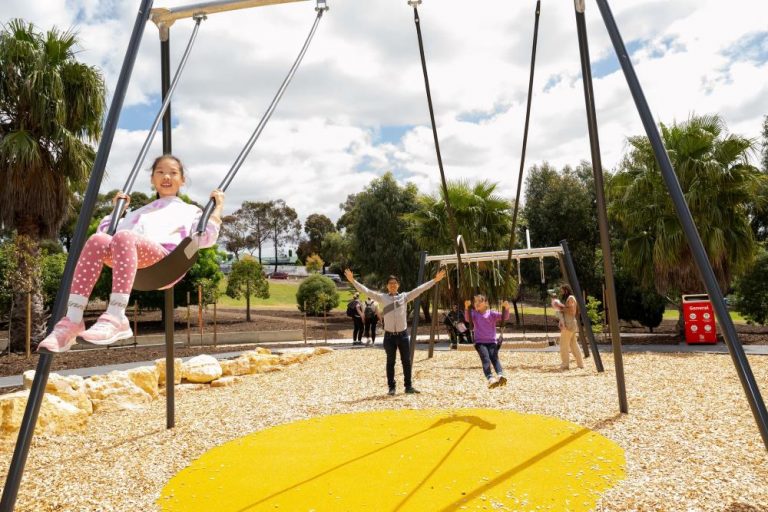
[608,114,762,305]
[342,173,420,289]
[523,162,600,294]
[749,115,768,242]
[241,200,274,264]
[0,20,105,350]
[266,199,301,273]
[298,213,335,266]
[226,256,269,322]
[405,180,511,254]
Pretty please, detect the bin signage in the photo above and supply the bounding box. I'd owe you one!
[682,294,717,344]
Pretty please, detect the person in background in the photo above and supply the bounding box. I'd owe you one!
[443,303,471,349]
[347,292,364,345]
[551,284,584,370]
[363,296,379,345]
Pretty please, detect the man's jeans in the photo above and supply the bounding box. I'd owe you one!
[383,332,412,389]
[474,342,504,379]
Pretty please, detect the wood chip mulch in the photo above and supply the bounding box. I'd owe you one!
[0,350,767,511]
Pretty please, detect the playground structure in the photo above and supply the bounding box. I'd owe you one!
[420,243,604,368]
[2,0,768,510]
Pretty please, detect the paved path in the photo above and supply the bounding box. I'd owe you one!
[1,336,765,390]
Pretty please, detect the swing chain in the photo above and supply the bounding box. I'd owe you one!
[316,0,329,12]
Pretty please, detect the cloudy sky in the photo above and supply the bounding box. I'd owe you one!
[4,0,768,227]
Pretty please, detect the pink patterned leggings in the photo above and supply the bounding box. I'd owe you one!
[70,231,169,296]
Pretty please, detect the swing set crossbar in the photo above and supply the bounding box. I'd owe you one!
[425,246,564,265]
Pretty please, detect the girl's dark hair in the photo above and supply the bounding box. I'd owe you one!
[151,154,185,199]
[386,275,399,284]
[560,284,573,302]
[473,294,487,303]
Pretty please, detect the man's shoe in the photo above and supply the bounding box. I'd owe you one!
[487,377,499,389]
[451,343,458,350]
[37,318,84,353]
[404,387,420,394]
[497,375,507,387]
[388,388,396,396]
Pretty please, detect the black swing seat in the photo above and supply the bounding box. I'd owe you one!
[132,236,200,291]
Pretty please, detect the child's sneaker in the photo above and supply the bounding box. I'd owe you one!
[497,375,507,387]
[37,318,84,353]
[487,376,499,389]
[79,313,132,345]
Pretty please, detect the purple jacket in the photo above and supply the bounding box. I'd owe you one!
[465,308,509,344]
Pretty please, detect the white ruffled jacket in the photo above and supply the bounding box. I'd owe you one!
[97,196,221,252]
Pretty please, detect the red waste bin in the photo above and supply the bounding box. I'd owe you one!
[682,294,717,344]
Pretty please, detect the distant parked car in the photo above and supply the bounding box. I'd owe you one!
[269,271,289,279]
[324,273,342,283]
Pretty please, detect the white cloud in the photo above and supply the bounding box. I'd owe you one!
[4,0,768,227]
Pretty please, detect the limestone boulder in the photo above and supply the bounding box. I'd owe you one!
[279,350,312,366]
[182,355,222,383]
[243,353,281,373]
[0,391,88,436]
[85,371,153,412]
[23,371,92,415]
[220,357,251,377]
[126,366,160,398]
[210,376,241,388]
[155,358,183,386]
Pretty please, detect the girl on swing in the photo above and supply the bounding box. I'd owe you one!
[465,295,510,389]
[38,155,225,353]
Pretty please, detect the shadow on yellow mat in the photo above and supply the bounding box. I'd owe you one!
[158,408,625,511]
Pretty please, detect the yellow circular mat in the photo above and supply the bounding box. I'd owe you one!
[158,408,625,511]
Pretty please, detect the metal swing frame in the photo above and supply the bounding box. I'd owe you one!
[422,245,603,362]
[0,1,326,509]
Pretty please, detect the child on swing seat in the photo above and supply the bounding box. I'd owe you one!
[465,295,510,389]
[38,155,225,353]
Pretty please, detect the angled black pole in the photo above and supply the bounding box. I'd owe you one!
[159,23,176,430]
[409,250,428,361]
[0,1,155,509]
[505,0,541,288]
[561,241,605,373]
[573,2,623,387]
[595,0,768,448]
[410,1,465,304]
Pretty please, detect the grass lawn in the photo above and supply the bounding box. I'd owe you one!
[216,279,751,325]
[216,278,359,311]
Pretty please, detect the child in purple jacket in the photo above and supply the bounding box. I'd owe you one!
[465,295,510,389]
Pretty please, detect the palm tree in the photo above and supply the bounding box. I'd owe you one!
[0,20,105,351]
[404,180,513,304]
[608,114,764,330]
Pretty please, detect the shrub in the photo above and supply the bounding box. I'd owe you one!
[296,274,339,316]
[615,271,666,332]
[733,248,768,325]
[305,253,324,273]
[585,295,603,334]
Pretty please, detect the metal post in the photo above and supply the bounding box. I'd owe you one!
[560,242,605,373]
[133,301,139,347]
[595,0,768,446]
[574,0,624,412]
[198,284,203,345]
[164,290,175,429]
[25,293,31,360]
[428,283,439,358]
[186,291,191,346]
[409,251,427,361]
[213,301,217,348]
[0,2,155,509]
[160,26,175,430]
